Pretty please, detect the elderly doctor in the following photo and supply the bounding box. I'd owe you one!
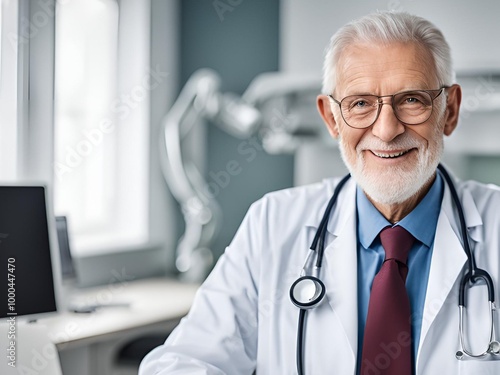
[140,11,500,375]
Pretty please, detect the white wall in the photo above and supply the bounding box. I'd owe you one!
[281,0,500,76]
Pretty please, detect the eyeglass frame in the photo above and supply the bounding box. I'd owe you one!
[327,86,449,129]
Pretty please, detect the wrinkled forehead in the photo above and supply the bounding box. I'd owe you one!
[334,41,439,97]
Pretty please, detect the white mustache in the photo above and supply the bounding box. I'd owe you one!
[356,133,422,153]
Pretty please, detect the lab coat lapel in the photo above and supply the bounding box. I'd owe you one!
[417,182,479,364]
[322,178,359,362]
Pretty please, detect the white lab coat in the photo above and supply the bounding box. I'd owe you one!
[140,174,500,374]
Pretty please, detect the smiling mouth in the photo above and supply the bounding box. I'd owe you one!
[371,149,412,159]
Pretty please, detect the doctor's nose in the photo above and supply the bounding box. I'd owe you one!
[371,101,406,142]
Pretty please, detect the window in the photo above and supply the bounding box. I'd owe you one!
[0,2,2,72]
[0,0,19,181]
[54,0,151,256]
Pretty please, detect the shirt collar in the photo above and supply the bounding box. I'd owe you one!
[356,172,444,248]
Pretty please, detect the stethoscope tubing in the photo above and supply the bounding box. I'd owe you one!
[297,309,306,375]
[295,174,350,375]
[310,173,351,268]
[438,164,495,304]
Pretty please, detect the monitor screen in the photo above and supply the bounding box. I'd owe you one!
[0,186,58,318]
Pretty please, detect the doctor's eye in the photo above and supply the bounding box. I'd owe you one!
[396,92,432,108]
[353,100,368,107]
[345,96,376,113]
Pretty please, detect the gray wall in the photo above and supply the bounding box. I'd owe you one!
[179,0,294,259]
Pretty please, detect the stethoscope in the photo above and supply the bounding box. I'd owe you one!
[289,164,498,375]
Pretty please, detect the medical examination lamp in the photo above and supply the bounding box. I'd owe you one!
[160,68,322,281]
[160,69,259,281]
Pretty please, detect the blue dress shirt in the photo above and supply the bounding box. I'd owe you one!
[355,173,444,372]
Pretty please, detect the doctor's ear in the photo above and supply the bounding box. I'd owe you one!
[443,84,462,136]
[317,95,339,139]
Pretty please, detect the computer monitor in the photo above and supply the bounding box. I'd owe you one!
[55,215,77,282]
[0,185,61,319]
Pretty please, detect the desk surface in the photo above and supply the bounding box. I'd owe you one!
[40,277,199,348]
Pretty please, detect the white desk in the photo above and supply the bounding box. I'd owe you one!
[41,277,199,375]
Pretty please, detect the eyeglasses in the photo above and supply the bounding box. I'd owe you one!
[328,87,448,129]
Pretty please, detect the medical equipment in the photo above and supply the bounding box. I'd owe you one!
[289,164,499,375]
[160,69,321,280]
[160,69,261,281]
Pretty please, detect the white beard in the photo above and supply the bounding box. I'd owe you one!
[338,129,444,205]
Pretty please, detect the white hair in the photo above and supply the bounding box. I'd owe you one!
[322,11,455,95]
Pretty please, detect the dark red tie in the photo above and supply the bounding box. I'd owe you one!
[360,226,415,375]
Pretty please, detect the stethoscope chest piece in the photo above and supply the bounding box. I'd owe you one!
[489,341,500,355]
[290,276,326,309]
